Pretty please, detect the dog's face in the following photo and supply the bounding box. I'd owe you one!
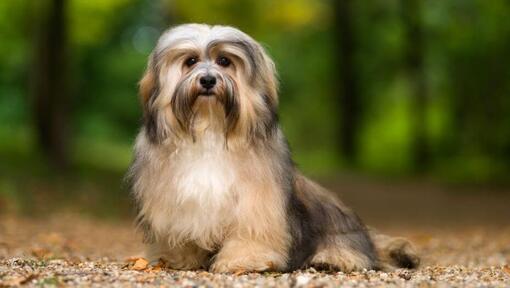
[140,24,279,144]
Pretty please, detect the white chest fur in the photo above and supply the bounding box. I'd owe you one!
[134,131,239,250]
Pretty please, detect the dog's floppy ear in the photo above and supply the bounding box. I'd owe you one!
[251,42,279,106]
[139,55,163,143]
[139,56,158,108]
[139,70,154,105]
[243,40,280,138]
[261,47,279,103]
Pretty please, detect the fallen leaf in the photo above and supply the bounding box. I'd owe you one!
[125,256,142,263]
[132,258,149,271]
[31,247,52,259]
[503,265,510,276]
[20,274,39,285]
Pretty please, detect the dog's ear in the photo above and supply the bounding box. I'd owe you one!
[245,41,280,137]
[139,56,157,108]
[139,55,164,142]
[139,70,154,105]
[261,48,279,103]
[252,42,279,107]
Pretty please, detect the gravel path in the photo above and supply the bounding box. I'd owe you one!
[1,214,509,287]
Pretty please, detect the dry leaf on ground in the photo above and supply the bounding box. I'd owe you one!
[125,256,142,263]
[132,258,149,271]
[31,247,52,259]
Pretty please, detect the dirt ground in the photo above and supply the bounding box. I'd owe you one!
[1,179,510,287]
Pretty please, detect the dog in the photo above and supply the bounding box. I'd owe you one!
[127,24,419,273]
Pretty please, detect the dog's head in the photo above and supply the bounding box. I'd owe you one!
[140,24,279,144]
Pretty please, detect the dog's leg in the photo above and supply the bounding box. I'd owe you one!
[209,237,288,273]
[145,241,210,270]
[210,178,291,273]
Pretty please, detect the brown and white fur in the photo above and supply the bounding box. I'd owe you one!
[127,24,419,273]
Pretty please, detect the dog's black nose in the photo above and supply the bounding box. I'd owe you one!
[200,75,216,89]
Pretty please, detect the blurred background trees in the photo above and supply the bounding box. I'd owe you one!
[1,0,510,216]
[32,0,69,168]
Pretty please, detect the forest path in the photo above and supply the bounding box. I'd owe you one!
[1,215,509,287]
[1,179,510,287]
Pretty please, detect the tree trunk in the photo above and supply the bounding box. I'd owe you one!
[31,0,69,168]
[334,0,360,165]
[402,0,429,172]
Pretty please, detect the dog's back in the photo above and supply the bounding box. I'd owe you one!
[289,174,419,271]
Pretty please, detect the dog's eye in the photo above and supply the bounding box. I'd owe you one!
[216,56,231,67]
[185,57,198,67]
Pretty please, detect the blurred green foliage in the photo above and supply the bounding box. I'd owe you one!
[1,0,510,215]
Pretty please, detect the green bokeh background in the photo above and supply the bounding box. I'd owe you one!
[1,0,510,217]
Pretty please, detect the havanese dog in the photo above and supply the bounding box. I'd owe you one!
[127,24,419,273]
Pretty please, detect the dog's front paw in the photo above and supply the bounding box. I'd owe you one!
[209,240,286,273]
[210,257,276,273]
[145,242,209,270]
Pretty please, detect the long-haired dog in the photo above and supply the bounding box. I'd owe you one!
[128,24,419,273]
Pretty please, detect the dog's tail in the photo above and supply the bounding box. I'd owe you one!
[370,230,420,270]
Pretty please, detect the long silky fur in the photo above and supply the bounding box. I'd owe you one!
[127,24,420,273]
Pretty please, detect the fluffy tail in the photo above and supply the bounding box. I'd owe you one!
[370,230,420,270]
